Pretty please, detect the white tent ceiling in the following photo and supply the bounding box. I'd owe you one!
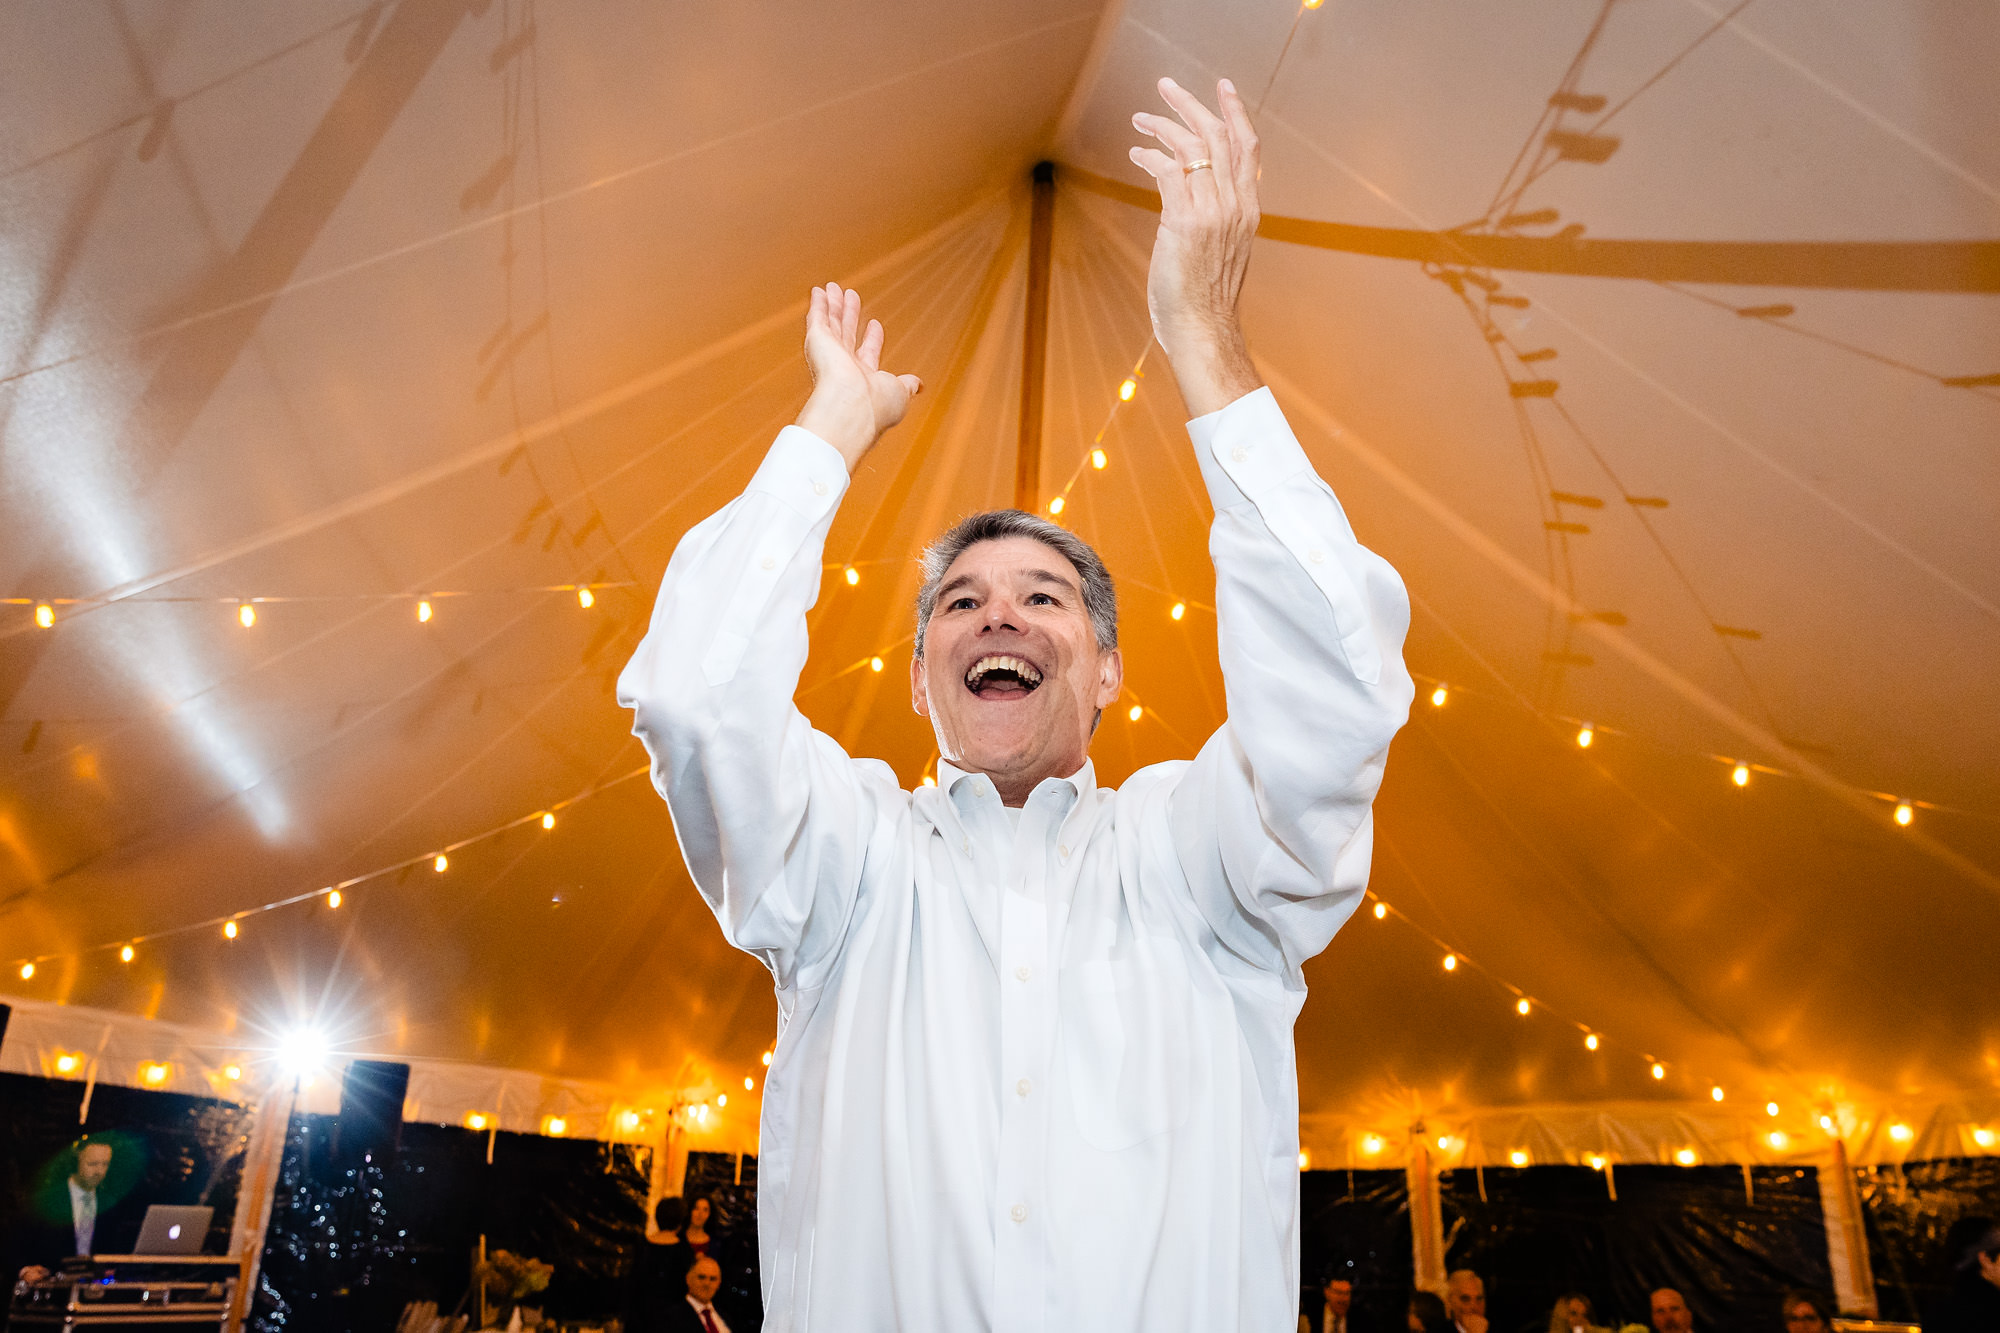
[2,0,1996,1156]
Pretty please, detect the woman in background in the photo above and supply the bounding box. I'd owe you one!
[682,1195,716,1262]
[624,1198,691,1333]
[1548,1292,1611,1333]
[1778,1290,1833,1333]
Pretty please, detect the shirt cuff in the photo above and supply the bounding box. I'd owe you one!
[1187,386,1312,511]
[745,425,851,523]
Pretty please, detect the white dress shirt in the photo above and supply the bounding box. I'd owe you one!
[619,388,1412,1332]
[683,1295,730,1333]
[68,1179,97,1256]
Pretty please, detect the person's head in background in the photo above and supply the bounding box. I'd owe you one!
[685,1255,722,1305]
[1650,1288,1694,1333]
[652,1196,686,1238]
[1410,1291,1453,1333]
[1322,1276,1353,1318]
[1446,1271,1486,1328]
[1549,1292,1595,1333]
[1779,1290,1832,1333]
[72,1140,113,1191]
[686,1194,713,1235]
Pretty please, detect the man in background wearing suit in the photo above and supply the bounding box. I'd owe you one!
[662,1255,731,1333]
[12,1137,136,1284]
[1299,1271,1356,1333]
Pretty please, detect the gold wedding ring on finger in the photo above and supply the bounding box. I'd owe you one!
[1182,158,1214,174]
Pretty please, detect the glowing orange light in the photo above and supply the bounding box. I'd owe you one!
[1431,685,1448,707]
[140,1062,171,1086]
[35,603,54,628]
[542,811,556,830]
[844,566,860,586]
[761,1051,773,1066]
[54,1053,81,1075]
[1766,1101,1780,1117]
[238,603,257,628]
[465,1112,490,1131]
[1893,801,1913,826]
[1303,0,1325,9]
[1298,1150,1310,1169]
[1128,704,1143,722]
[1360,1134,1384,1155]
[1170,601,1186,621]
[717,1093,728,1108]
[1118,378,1137,401]
[417,600,433,623]
[223,920,239,940]
[1509,1150,1529,1166]
[1674,1148,1698,1166]
[1711,1086,1725,1102]
[1888,1122,1913,1143]
[1576,724,1594,748]
[1584,1033,1599,1051]
[1974,1128,1995,1148]
[1048,497,1064,516]
[120,945,136,963]
[1442,953,1458,972]
[1091,449,1107,470]
[327,890,342,909]
[1515,998,1531,1016]
[1731,763,1750,787]
[618,1110,641,1131]
[1586,1154,1606,1170]
[1767,1131,1788,1150]
[1651,1063,1666,1080]
[577,587,595,609]
[744,1077,755,1091]
[1372,901,1387,920]
[224,1064,243,1081]
[922,775,936,788]
[870,656,885,672]
[1818,1114,1835,1132]
[543,1116,568,1137]
[18,962,34,980]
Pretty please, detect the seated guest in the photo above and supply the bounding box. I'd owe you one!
[681,1195,716,1262]
[1446,1270,1489,1333]
[1409,1291,1454,1333]
[1548,1291,1610,1333]
[662,1255,730,1333]
[1779,1290,1833,1333]
[1926,1217,2000,1333]
[1650,1288,1695,1333]
[1300,1270,1356,1333]
[626,1198,693,1333]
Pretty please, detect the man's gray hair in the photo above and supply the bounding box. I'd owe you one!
[914,509,1118,659]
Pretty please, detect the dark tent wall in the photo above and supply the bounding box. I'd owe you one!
[1857,1157,2000,1325]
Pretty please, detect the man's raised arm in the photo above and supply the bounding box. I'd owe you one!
[1131,78,1415,974]
[616,285,921,989]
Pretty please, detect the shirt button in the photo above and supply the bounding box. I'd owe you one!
[760,555,776,570]
[1010,1203,1028,1223]
[1308,548,1325,564]
[1016,1077,1032,1097]
[962,840,972,856]
[1015,965,1032,982]
[1230,445,1248,463]
[1057,844,1070,859]
[812,480,828,496]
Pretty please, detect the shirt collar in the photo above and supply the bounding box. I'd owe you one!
[936,758,1092,820]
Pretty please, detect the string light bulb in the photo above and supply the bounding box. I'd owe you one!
[1974,1128,1995,1148]
[1128,704,1143,721]
[1576,723,1594,748]
[1303,0,1325,9]
[433,854,449,873]
[922,775,936,787]
[1299,1150,1310,1169]
[761,1051,773,1066]
[1819,1114,1835,1132]
[543,1116,568,1137]
[327,890,342,909]
[1118,378,1137,401]
[1431,684,1448,707]
[417,600,433,623]
[1442,953,1458,972]
[223,920,239,940]
[18,962,33,980]
[465,1112,490,1131]
[618,1110,641,1131]
[1515,997,1531,1015]
[577,587,595,609]
[744,1077,754,1091]
[867,655,885,673]
[224,1064,243,1081]
[1048,497,1065,516]
[53,1053,80,1074]
[1768,1131,1788,1150]
[1893,801,1913,826]
[1509,1150,1529,1166]
[1586,1154,1606,1171]
[844,566,860,586]
[1732,763,1750,787]
[140,1062,171,1086]
[1674,1148,1698,1166]
[1091,449,1107,470]
[1360,1133,1384,1155]
[35,603,54,628]
[1766,1101,1780,1117]
[1888,1122,1913,1143]
[1170,601,1186,621]
[1711,1086,1725,1102]
[1372,901,1387,920]
[238,602,257,628]
[120,945,136,963]
[1584,1032,1599,1051]
[1651,1062,1666,1080]
[542,812,556,830]
[717,1093,728,1108]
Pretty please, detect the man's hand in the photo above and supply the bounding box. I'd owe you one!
[18,1266,49,1284]
[794,282,922,472]
[1129,76,1264,417]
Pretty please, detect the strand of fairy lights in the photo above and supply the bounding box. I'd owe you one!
[10,581,636,629]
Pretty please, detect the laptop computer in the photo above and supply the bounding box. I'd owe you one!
[130,1205,214,1256]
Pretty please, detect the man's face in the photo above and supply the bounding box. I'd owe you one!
[686,1258,721,1304]
[1323,1280,1353,1316]
[1782,1301,1826,1333]
[1446,1275,1485,1320]
[73,1145,112,1191]
[913,538,1121,797]
[1650,1290,1692,1333]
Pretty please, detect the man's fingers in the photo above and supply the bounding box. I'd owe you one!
[1217,78,1261,203]
[1132,111,1205,165]
[1129,145,1192,215]
[897,374,922,398]
[1156,77,1232,209]
[859,318,884,371]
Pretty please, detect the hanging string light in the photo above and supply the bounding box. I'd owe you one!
[35,603,54,628]
[326,890,343,909]
[417,600,434,623]
[237,603,257,628]
[1430,684,1449,707]
[576,587,595,609]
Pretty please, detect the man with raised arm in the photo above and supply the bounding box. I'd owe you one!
[619,77,1412,1332]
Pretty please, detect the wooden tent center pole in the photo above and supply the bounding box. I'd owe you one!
[1014,161,1057,513]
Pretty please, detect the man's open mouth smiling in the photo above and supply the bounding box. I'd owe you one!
[963,653,1044,699]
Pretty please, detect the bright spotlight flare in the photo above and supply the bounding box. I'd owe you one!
[277,1028,331,1077]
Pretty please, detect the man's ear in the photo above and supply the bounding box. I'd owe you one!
[1094,647,1124,708]
[910,653,930,717]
